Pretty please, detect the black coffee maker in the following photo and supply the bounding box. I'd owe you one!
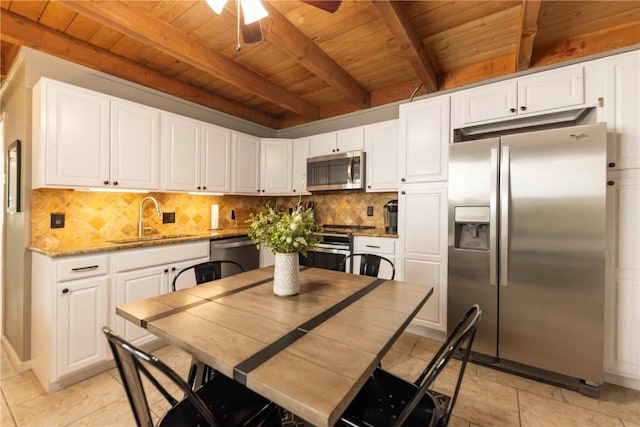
[383,200,398,233]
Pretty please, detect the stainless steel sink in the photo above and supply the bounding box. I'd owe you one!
[106,234,194,244]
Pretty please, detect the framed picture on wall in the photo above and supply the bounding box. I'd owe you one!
[7,139,21,214]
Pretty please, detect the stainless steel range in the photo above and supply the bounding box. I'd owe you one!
[299,224,374,271]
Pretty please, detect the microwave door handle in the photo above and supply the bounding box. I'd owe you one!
[347,158,353,184]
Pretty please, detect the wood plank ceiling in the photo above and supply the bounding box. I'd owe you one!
[1,1,639,129]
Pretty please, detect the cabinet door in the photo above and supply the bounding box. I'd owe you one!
[603,51,640,170]
[233,132,260,194]
[111,99,160,190]
[397,184,448,331]
[365,120,398,192]
[163,113,200,191]
[455,80,518,125]
[292,137,309,194]
[309,132,337,157]
[56,278,108,377]
[337,126,365,152]
[201,124,232,192]
[605,169,640,383]
[116,266,166,347]
[260,139,293,194]
[518,65,584,115]
[45,80,110,187]
[399,96,450,184]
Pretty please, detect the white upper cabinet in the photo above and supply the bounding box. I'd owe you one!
[309,126,365,157]
[201,123,232,192]
[292,137,310,194]
[399,96,450,184]
[111,99,160,190]
[162,113,231,192]
[32,78,160,190]
[600,50,640,170]
[452,64,593,128]
[365,120,398,192]
[33,78,110,188]
[232,132,261,194]
[260,138,293,195]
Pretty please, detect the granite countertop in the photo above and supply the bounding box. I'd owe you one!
[29,228,252,258]
[30,226,398,258]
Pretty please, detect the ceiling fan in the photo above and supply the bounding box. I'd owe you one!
[206,0,342,50]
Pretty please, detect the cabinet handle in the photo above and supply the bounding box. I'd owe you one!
[293,189,296,192]
[520,106,527,111]
[262,189,265,192]
[510,108,516,113]
[197,186,201,190]
[62,288,69,294]
[365,244,381,249]
[367,185,371,188]
[401,178,406,182]
[71,265,99,272]
[103,180,109,185]
[113,181,118,186]
[336,148,340,152]
[608,162,616,168]
[401,190,406,195]
[171,267,176,271]
[203,186,207,190]
[607,181,615,186]
[164,268,169,273]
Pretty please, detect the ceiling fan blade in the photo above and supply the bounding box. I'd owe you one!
[241,20,264,44]
[299,0,342,13]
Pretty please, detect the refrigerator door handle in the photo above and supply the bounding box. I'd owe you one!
[500,145,510,286]
[489,147,498,285]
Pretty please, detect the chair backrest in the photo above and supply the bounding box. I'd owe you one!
[397,304,482,426]
[339,253,396,280]
[172,260,244,291]
[102,326,218,427]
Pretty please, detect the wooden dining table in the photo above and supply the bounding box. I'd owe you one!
[116,266,433,427]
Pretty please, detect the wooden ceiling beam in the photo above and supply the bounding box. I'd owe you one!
[261,2,370,109]
[515,0,541,71]
[371,0,438,93]
[60,0,320,120]
[0,9,279,128]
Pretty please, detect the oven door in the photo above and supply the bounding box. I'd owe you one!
[300,245,350,271]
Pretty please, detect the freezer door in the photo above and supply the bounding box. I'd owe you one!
[499,123,606,383]
[448,137,499,357]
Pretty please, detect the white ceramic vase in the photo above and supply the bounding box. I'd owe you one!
[273,252,300,296]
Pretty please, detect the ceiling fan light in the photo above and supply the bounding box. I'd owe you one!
[206,0,227,15]
[241,0,268,25]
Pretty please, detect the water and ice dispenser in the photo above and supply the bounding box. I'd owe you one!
[454,206,490,250]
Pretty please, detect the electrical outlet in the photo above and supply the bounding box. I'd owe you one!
[162,212,175,224]
[367,206,374,216]
[51,212,65,228]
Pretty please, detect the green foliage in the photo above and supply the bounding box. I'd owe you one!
[247,202,322,256]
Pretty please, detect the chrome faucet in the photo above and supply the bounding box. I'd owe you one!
[138,196,162,237]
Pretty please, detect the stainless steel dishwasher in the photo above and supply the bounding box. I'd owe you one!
[210,236,259,277]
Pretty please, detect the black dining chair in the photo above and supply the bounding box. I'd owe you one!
[171,260,245,389]
[338,253,396,280]
[171,260,245,292]
[103,326,282,427]
[337,304,482,427]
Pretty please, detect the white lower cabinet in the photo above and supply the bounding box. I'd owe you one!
[352,236,396,280]
[31,241,209,392]
[605,168,640,388]
[397,183,448,332]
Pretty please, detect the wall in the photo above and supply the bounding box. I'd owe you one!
[31,189,397,252]
[1,60,32,362]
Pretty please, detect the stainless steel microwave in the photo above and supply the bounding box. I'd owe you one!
[306,150,366,192]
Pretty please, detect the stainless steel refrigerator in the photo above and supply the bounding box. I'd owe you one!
[447,123,607,394]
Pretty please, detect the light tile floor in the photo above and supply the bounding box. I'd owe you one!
[2,332,639,426]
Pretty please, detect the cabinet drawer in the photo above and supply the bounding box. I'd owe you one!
[116,241,209,272]
[354,237,395,255]
[57,255,110,282]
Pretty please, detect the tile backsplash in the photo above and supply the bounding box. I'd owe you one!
[31,189,398,248]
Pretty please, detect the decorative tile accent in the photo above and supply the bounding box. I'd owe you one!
[31,189,398,251]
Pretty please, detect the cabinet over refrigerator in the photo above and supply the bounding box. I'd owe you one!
[447,123,607,396]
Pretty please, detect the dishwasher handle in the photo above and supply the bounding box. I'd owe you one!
[211,238,255,250]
